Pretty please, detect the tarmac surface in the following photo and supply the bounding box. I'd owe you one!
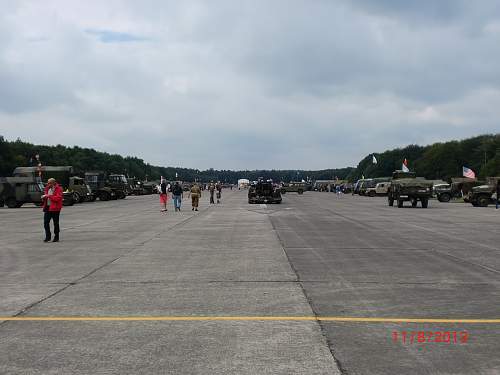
[0,190,499,374]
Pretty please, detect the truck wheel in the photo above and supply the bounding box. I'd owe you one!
[0,200,4,207]
[73,192,81,203]
[411,198,418,207]
[15,202,23,208]
[368,191,376,197]
[6,197,18,208]
[99,192,110,201]
[478,196,489,207]
[397,199,404,208]
[298,190,304,195]
[388,197,394,206]
[438,193,451,203]
[421,198,429,208]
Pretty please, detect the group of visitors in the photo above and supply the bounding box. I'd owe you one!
[158,177,223,212]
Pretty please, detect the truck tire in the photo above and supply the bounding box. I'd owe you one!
[478,195,489,207]
[397,199,404,208]
[438,193,451,203]
[0,199,4,207]
[6,197,18,208]
[73,192,81,204]
[368,190,376,197]
[411,198,418,207]
[421,198,429,208]
[298,189,304,195]
[99,192,110,201]
[388,196,394,206]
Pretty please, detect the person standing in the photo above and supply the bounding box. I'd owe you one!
[172,181,183,211]
[190,183,202,211]
[208,182,215,204]
[336,184,342,198]
[216,181,222,204]
[496,179,500,210]
[159,177,169,212]
[42,178,63,242]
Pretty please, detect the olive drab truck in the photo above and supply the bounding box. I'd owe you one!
[13,166,95,204]
[468,177,500,207]
[0,177,45,208]
[85,172,127,201]
[387,170,433,208]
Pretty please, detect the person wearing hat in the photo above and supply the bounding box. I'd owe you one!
[42,178,63,242]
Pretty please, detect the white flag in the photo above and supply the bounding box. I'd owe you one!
[372,155,377,164]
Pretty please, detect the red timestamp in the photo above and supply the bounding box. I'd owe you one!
[392,331,469,345]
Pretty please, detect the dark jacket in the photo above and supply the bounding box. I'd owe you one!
[172,184,183,196]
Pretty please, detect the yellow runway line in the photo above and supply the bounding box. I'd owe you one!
[1,316,500,323]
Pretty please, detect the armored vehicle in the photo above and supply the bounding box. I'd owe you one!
[85,172,121,201]
[435,178,483,203]
[248,179,282,204]
[387,171,433,208]
[468,177,500,207]
[12,166,78,205]
[281,181,306,195]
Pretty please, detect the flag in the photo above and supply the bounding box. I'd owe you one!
[402,158,409,172]
[372,155,378,164]
[463,166,476,179]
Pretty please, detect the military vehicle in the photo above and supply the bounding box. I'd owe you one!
[85,172,125,201]
[127,178,146,195]
[435,178,483,203]
[366,181,391,197]
[362,178,391,197]
[0,177,45,208]
[468,177,500,207]
[12,166,79,205]
[353,179,369,195]
[281,181,306,195]
[248,179,282,204]
[108,174,129,198]
[387,171,433,208]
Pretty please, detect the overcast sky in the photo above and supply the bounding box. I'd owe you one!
[1,1,499,170]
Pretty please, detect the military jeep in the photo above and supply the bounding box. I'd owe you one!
[388,171,433,208]
[248,179,282,204]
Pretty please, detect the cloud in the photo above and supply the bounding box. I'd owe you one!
[0,1,499,170]
[85,29,151,43]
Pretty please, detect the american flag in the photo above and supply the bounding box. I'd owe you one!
[463,166,476,179]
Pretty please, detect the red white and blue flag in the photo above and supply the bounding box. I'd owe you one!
[463,166,476,179]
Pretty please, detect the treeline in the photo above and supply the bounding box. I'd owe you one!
[0,136,353,182]
[2,134,499,183]
[348,134,500,181]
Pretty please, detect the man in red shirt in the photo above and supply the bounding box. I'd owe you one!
[42,178,63,242]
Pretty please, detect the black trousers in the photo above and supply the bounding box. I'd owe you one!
[44,211,60,238]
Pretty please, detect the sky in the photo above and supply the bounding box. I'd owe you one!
[0,0,499,170]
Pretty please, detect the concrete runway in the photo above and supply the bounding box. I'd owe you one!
[0,190,499,374]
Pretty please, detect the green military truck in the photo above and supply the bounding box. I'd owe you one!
[281,181,306,195]
[468,177,500,207]
[13,166,94,204]
[435,177,483,203]
[0,177,45,208]
[388,170,433,208]
[85,172,127,201]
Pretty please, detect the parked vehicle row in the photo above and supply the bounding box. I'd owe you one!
[0,166,155,208]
